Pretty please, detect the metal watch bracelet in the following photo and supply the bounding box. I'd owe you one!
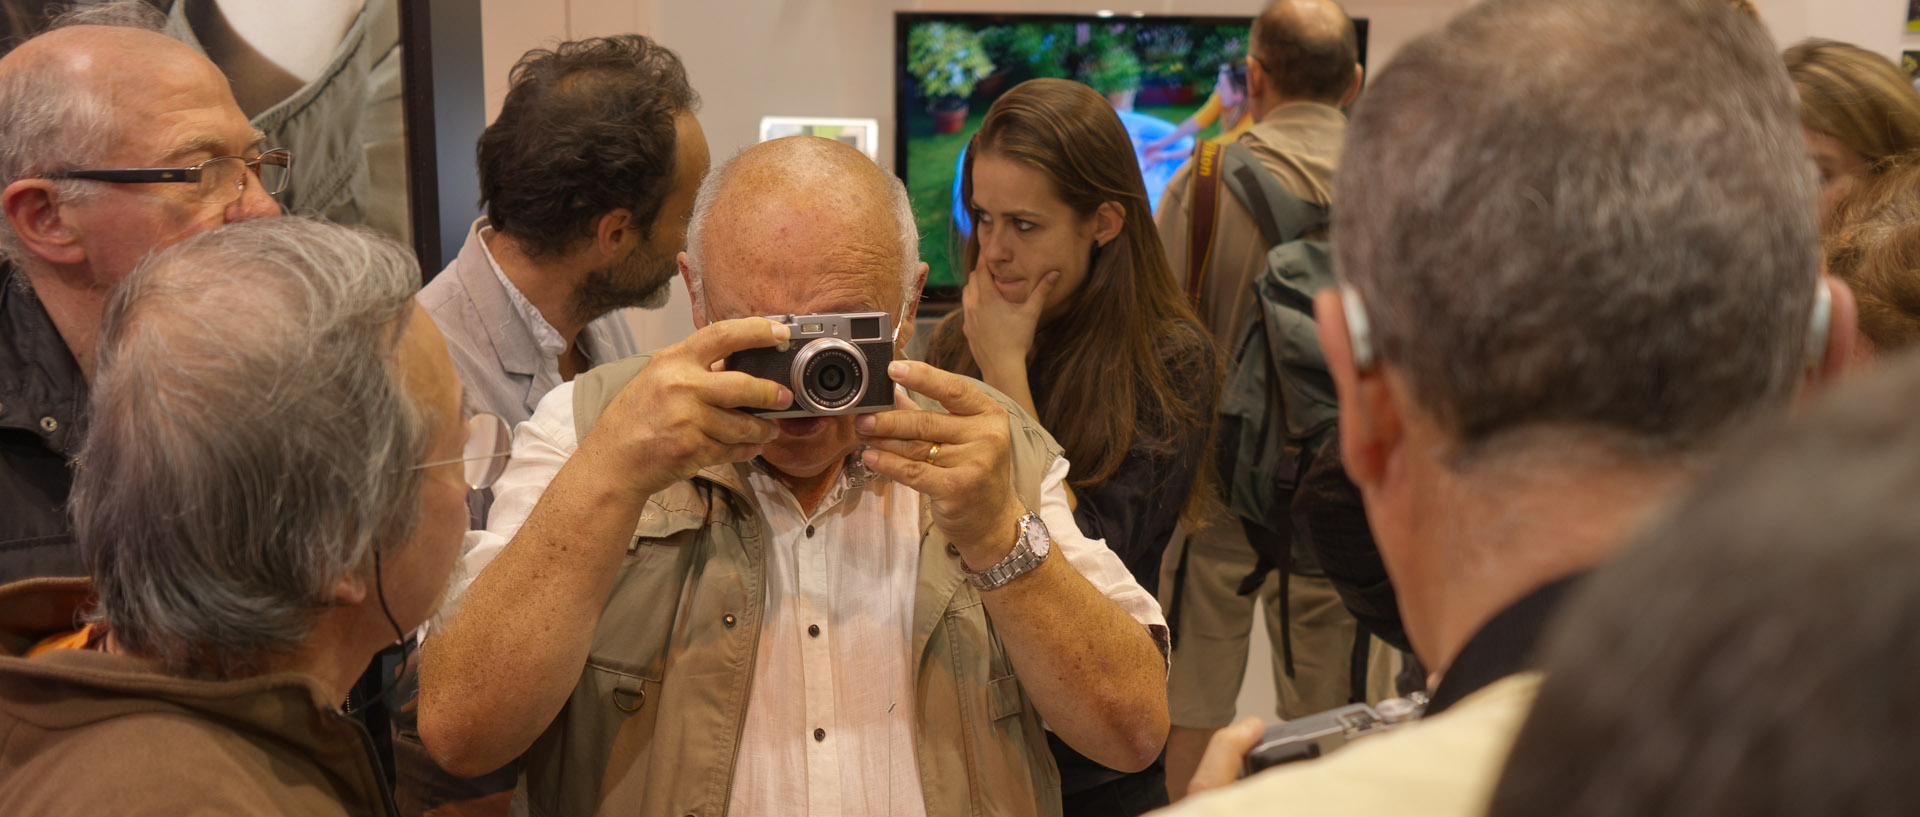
[963,511,1052,591]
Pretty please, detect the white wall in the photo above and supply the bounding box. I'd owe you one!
[1758,0,1908,55]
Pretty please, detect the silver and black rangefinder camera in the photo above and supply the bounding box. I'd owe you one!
[1242,693,1428,775]
[724,312,896,418]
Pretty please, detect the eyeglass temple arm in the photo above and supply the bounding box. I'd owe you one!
[414,450,512,471]
[47,168,200,183]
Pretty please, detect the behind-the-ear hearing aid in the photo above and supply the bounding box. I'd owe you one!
[1805,280,1832,372]
[1341,284,1378,372]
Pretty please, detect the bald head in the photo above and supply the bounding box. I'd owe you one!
[683,136,921,323]
[0,24,247,262]
[0,23,217,111]
[1252,0,1359,105]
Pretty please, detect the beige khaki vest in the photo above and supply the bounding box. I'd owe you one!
[512,354,1065,817]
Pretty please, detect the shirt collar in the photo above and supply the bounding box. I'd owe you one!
[743,451,891,523]
[475,221,569,361]
[1256,99,1347,128]
[1426,572,1584,715]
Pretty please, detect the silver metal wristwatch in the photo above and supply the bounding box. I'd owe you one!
[964,511,1052,591]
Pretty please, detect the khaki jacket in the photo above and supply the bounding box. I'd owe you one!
[513,356,1065,817]
[1156,101,1347,344]
[0,578,398,816]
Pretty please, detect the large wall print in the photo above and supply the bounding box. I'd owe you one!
[0,0,411,248]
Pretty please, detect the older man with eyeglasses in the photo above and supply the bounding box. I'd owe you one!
[0,16,285,584]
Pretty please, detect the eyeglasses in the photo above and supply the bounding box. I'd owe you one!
[44,148,293,205]
[413,413,512,491]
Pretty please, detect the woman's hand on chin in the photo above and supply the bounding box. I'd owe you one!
[962,265,1061,382]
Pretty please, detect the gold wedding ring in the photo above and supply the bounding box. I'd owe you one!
[926,443,941,466]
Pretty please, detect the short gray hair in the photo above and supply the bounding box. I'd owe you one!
[1335,0,1817,464]
[0,1,168,261]
[0,70,110,262]
[75,217,430,679]
[684,141,922,320]
[48,0,167,30]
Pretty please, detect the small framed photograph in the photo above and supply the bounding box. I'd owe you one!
[759,116,881,160]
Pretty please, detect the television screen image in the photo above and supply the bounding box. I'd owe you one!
[895,13,1366,299]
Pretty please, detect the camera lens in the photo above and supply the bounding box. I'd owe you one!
[789,337,871,414]
[800,345,864,410]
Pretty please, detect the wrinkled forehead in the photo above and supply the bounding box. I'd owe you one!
[65,34,259,165]
[700,186,904,319]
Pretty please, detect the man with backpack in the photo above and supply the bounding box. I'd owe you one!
[1164,0,1855,812]
[1153,0,1385,800]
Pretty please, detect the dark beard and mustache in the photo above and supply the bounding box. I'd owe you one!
[568,243,677,325]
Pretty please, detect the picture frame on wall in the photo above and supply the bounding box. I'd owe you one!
[759,116,881,161]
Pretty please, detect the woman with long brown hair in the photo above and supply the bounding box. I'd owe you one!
[1784,38,1920,216]
[924,77,1218,816]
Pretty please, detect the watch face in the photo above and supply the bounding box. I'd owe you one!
[1020,512,1051,558]
[969,511,1051,591]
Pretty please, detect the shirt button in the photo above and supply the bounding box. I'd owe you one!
[813,728,825,742]
[722,613,737,628]
[805,524,815,538]
[808,624,820,638]
[40,417,58,433]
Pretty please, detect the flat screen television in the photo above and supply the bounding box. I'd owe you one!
[894,12,1367,304]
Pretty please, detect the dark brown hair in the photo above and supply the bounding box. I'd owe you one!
[926,78,1217,519]
[479,35,698,259]
[1823,154,1920,353]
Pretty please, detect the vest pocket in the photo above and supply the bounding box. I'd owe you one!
[597,663,655,713]
[988,673,1025,722]
[587,660,662,724]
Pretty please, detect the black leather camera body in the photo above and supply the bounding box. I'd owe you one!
[724,312,896,418]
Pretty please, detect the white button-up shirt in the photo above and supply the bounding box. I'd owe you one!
[476,222,571,368]
[455,381,1166,816]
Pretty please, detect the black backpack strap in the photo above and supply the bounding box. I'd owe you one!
[1236,519,1293,678]
[1166,529,1193,650]
[1348,624,1371,704]
[1220,141,1329,247]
